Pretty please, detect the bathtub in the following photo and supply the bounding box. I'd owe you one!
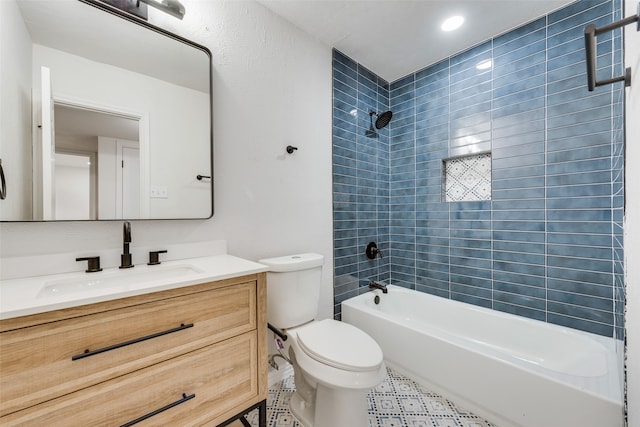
[342,285,623,427]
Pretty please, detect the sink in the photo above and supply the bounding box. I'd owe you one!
[38,264,203,298]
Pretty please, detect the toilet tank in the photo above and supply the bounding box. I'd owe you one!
[259,253,324,329]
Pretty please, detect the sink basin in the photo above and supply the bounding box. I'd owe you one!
[38,264,203,298]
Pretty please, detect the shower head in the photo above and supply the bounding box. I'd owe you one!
[370,110,393,129]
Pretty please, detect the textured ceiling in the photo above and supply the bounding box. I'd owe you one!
[258,0,575,82]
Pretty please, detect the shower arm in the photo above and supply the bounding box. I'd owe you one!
[584,2,639,91]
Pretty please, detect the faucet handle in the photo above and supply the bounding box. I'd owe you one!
[123,221,131,243]
[365,242,383,259]
[147,250,168,266]
[76,256,103,273]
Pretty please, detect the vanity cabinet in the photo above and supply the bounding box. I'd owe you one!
[0,273,267,426]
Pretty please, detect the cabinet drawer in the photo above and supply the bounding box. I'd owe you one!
[1,332,258,426]
[0,281,256,416]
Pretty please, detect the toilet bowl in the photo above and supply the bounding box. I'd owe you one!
[285,319,386,427]
[259,253,385,427]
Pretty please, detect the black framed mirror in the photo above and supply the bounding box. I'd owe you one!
[0,0,213,221]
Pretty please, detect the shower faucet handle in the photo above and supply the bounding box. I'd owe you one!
[365,242,383,259]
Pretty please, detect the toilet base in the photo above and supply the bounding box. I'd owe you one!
[290,382,370,427]
[290,392,314,427]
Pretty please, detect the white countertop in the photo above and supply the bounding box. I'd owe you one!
[0,254,267,320]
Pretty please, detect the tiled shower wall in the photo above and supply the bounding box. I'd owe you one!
[333,50,391,316]
[332,0,624,339]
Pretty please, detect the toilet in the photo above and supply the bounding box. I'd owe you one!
[259,253,386,427]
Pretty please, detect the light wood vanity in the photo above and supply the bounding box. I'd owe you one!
[0,272,267,426]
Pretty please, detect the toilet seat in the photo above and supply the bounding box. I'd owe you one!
[296,319,383,372]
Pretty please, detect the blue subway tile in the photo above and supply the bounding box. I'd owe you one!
[493,270,546,288]
[331,2,623,338]
[548,313,613,336]
[496,44,547,76]
[449,40,492,69]
[414,58,450,81]
[493,17,545,50]
[451,292,493,309]
[494,301,547,321]
[493,239,545,254]
[333,61,358,81]
[494,25,545,58]
[548,0,610,26]
[548,242,613,260]
[492,229,545,243]
[333,49,357,70]
[549,1,612,36]
[493,260,546,277]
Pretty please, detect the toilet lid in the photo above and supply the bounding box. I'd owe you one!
[296,319,383,372]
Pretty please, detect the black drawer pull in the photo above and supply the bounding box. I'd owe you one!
[71,323,194,361]
[120,393,195,427]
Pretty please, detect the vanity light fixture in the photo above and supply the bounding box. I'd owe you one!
[441,15,464,32]
[138,0,185,20]
[96,0,185,20]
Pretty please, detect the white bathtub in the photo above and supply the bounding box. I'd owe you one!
[342,285,623,427]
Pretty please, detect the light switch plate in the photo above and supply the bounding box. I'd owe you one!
[150,185,168,199]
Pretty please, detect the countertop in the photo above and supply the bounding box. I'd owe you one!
[0,254,267,320]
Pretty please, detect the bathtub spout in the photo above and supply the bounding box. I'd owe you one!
[369,281,388,293]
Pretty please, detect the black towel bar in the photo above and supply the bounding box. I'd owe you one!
[584,3,639,91]
[268,323,287,341]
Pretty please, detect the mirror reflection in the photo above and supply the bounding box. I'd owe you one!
[0,0,213,221]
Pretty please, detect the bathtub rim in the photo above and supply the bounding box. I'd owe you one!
[341,285,623,405]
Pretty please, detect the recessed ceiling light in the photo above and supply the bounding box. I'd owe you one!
[441,15,464,32]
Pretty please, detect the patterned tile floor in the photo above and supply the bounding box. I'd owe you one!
[246,367,494,427]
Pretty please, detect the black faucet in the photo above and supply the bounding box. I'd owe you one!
[119,221,134,269]
[368,280,388,294]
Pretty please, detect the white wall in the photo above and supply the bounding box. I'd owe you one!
[0,0,33,220]
[624,0,640,423]
[0,1,334,320]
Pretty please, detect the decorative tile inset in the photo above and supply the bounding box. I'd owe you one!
[444,153,492,202]
[246,367,494,427]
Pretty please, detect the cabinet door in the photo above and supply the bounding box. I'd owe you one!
[1,333,258,426]
[0,281,256,416]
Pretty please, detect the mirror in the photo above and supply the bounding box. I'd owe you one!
[0,0,213,221]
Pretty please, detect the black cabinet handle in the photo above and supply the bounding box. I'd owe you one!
[196,174,211,181]
[0,159,6,200]
[120,393,195,427]
[71,323,194,361]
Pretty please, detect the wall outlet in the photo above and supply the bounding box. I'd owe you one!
[150,185,168,199]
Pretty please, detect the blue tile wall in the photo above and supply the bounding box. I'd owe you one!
[332,0,624,338]
[332,50,390,319]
